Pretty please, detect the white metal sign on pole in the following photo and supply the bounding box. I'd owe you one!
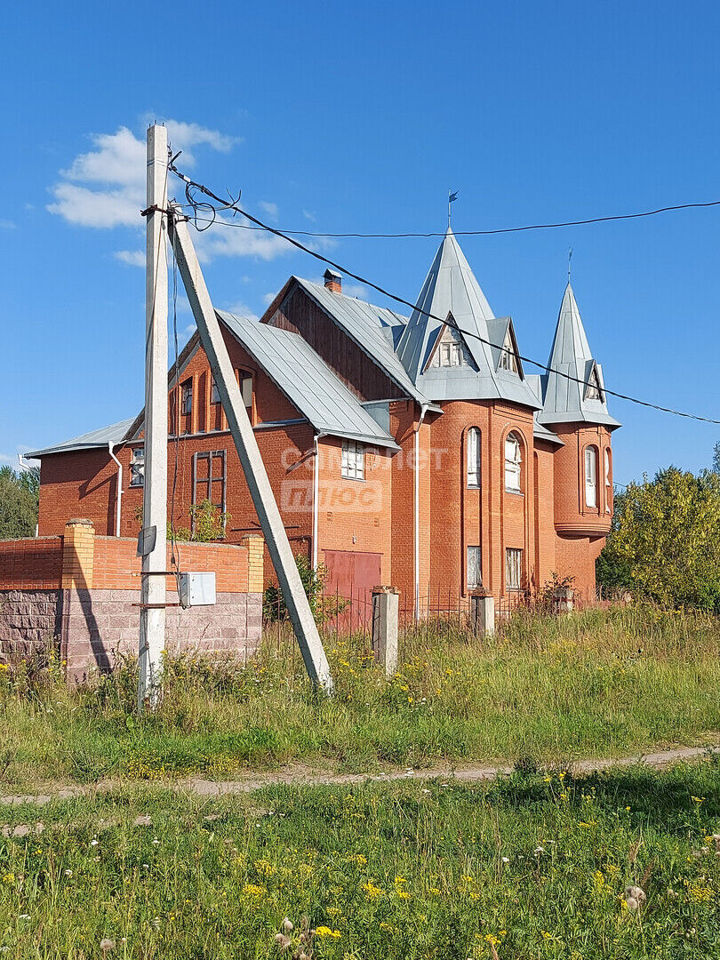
[168,207,334,693]
[139,125,169,709]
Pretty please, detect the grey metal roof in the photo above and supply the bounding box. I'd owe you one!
[26,418,136,458]
[538,283,621,430]
[218,311,400,449]
[395,229,541,409]
[292,278,427,404]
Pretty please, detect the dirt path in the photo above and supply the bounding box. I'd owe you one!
[1,743,718,807]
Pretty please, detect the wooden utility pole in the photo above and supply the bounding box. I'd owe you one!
[168,207,334,693]
[139,124,169,709]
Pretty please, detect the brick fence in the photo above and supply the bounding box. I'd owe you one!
[0,519,264,683]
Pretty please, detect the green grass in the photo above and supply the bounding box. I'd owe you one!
[2,604,720,786]
[1,760,720,958]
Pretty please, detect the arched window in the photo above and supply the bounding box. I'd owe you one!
[467,428,481,488]
[604,448,612,513]
[504,433,522,492]
[585,446,598,508]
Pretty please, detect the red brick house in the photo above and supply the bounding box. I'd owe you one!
[29,229,620,614]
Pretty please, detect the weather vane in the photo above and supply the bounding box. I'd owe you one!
[448,190,458,227]
[568,247,573,282]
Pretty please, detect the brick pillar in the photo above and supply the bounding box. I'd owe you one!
[372,586,399,677]
[470,590,494,638]
[62,519,95,589]
[242,535,265,594]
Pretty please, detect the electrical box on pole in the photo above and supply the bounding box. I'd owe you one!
[167,206,334,693]
[138,124,169,710]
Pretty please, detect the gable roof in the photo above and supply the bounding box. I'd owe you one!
[539,283,620,429]
[290,277,427,404]
[26,418,135,458]
[218,311,400,449]
[395,228,541,409]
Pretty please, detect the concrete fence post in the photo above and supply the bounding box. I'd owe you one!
[372,586,399,677]
[553,587,574,614]
[470,591,495,638]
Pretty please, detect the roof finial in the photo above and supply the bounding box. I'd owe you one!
[448,190,458,228]
[567,246,573,283]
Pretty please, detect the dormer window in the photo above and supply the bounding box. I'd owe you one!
[429,325,470,368]
[586,367,603,401]
[499,330,519,373]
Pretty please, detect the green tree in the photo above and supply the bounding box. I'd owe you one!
[597,467,720,611]
[0,465,40,539]
[712,440,720,474]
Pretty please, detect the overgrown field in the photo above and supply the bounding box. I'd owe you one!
[2,605,720,786]
[1,760,720,958]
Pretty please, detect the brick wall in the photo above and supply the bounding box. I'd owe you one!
[0,521,263,680]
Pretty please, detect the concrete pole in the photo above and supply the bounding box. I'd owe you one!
[470,592,495,638]
[372,586,399,677]
[138,124,168,710]
[168,208,334,693]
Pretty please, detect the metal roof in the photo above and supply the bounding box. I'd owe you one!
[395,229,541,409]
[218,311,400,449]
[26,418,136,458]
[292,278,427,404]
[538,283,621,430]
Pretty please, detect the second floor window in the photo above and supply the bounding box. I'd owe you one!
[467,427,481,488]
[585,446,598,508]
[181,379,193,416]
[604,448,612,513]
[129,448,144,487]
[341,440,365,480]
[504,433,522,492]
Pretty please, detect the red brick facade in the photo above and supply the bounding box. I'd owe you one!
[35,283,614,612]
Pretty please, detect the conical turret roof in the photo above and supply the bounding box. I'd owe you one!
[539,283,620,428]
[396,228,540,407]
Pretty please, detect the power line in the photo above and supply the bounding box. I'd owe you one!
[175,197,720,239]
[167,160,720,426]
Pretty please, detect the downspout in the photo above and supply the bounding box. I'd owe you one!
[108,442,123,538]
[312,433,327,569]
[414,403,429,621]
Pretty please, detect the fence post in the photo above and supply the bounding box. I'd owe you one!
[372,586,399,677]
[470,590,495,638]
[61,518,95,590]
[553,586,574,614]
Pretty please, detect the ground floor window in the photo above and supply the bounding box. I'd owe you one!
[467,545,482,589]
[192,449,227,520]
[506,547,523,591]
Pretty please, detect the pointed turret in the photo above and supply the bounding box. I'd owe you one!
[396,228,540,407]
[539,283,620,429]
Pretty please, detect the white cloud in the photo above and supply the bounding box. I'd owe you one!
[47,121,240,231]
[343,283,369,300]
[223,300,259,322]
[258,200,279,220]
[0,219,16,229]
[114,249,145,267]
[262,292,276,305]
[196,214,293,262]
[302,209,317,222]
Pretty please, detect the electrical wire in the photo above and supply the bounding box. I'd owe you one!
[167,159,720,426]
[174,198,720,239]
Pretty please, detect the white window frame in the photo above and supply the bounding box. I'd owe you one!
[341,440,365,481]
[604,448,612,513]
[506,547,523,591]
[586,368,603,401]
[467,545,482,590]
[499,330,518,373]
[504,433,522,492]
[585,446,598,508]
[467,427,481,488]
[129,447,144,488]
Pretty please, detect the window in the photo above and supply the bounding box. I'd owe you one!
[506,548,523,591]
[504,433,522,492]
[467,427,481,488]
[586,367,603,401]
[467,546,482,590]
[210,372,251,408]
[181,379,193,416]
[604,448,612,514]
[192,450,226,516]
[341,440,365,480]
[585,446,598,508]
[129,448,144,487]
[430,325,469,368]
[498,330,519,373]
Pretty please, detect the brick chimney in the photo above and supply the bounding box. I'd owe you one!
[323,269,342,294]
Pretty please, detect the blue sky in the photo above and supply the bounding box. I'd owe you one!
[2,0,719,485]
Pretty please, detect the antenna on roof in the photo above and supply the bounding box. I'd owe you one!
[448,190,458,228]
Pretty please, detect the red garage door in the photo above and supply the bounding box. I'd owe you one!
[323,550,382,631]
